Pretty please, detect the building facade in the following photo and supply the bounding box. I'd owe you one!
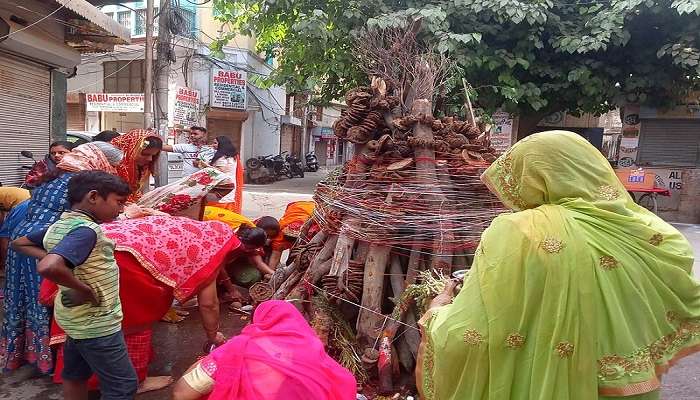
[615,100,700,223]
[0,0,129,185]
[66,1,285,180]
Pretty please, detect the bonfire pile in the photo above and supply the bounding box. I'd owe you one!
[254,22,506,397]
[259,77,503,396]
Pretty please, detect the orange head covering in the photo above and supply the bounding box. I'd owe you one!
[270,201,315,251]
[111,129,162,201]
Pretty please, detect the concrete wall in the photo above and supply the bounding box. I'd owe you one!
[197,6,256,51]
[656,168,700,223]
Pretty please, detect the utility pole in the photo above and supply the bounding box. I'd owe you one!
[154,0,172,186]
[143,0,154,129]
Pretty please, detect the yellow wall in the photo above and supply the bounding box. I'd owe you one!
[197,8,256,51]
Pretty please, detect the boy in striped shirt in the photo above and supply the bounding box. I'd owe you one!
[13,171,135,400]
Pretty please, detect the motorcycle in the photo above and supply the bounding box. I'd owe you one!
[245,155,276,184]
[19,151,37,188]
[305,151,319,172]
[286,153,305,178]
[245,151,292,183]
[271,151,291,179]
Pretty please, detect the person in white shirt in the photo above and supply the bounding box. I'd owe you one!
[162,126,215,176]
[199,135,244,213]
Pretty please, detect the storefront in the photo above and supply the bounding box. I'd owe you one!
[0,0,129,185]
[206,108,248,152]
[312,127,342,166]
[615,103,700,223]
[0,52,52,186]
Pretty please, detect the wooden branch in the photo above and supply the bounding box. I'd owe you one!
[275,234,336,300]
[286,258,333,306]
[389,255,406,296]
[462,78,476,126]
[430,161,454,274]
[356,244,391,343]
[273,270,303,299]
[329,220,357,280]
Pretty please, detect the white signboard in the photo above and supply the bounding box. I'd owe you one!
[211,68,247,110]
[169,86,200,126]
[491,111,513,153]
[86,93,144,113]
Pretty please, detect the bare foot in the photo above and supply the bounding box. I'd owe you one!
[137,376,173,393]
[228,301,243,311]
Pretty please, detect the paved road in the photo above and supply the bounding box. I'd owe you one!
[1,173,699,399]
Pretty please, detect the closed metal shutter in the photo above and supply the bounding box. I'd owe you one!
[637,119,700,167]
[67,103,86,131]
[0,52,51,186]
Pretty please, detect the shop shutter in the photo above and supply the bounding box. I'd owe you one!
[0,52,51,186]
[637,119,700,167]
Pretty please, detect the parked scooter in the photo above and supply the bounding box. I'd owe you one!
[305,151,319,172]
[286,153,305,178]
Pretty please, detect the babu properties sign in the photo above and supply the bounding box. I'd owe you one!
[211,68,247,110]
[169,86,200,126]
[86,93,145,112]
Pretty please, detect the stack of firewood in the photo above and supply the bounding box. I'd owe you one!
[267,77,504,396]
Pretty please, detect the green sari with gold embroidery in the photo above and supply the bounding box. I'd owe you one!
[417,131,700,400]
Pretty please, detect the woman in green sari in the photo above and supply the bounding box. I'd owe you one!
[417,130,700,400]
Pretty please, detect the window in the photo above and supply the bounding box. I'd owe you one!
[103,60,145,93]
[176,8,196,37]
[105,12,114,19]
[117,11,131,29]
[134,10,146,36]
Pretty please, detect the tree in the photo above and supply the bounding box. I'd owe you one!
[212,0,700,132]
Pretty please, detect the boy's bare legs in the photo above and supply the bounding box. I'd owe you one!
[63,379,88,400]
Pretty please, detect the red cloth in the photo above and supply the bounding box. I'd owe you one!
[102,216,240,302]
[24,160,50,187]
[111,129,161,202]
[46,222,242,387]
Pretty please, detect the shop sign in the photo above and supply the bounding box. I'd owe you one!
[211,68,247,110]
[169,86,200,126]
[491,111,513,153]
[86,93,144,113]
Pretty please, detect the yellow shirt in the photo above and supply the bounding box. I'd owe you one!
[0,187,30,211]
[203,206,254,231]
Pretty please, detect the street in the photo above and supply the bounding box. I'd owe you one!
[0,172,699,399]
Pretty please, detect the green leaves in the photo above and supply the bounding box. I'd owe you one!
[672,0,700,16]
[211,0,700,114]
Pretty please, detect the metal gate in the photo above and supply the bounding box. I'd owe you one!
[638,119,700,167]
[0,52,51,186]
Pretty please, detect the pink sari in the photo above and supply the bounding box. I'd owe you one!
[203,300,357,400]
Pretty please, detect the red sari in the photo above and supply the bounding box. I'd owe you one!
[111,129,162,202]
[42,216,241,387]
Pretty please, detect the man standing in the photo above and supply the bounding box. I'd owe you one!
[162,126,215,176]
